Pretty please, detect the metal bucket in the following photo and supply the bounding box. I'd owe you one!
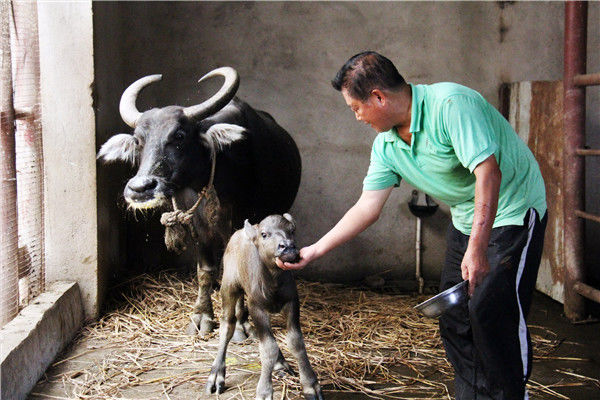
[414,281,468,318]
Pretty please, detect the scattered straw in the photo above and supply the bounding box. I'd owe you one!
[32,272,593,399]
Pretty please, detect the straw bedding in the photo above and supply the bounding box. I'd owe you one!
[32,272,593,399]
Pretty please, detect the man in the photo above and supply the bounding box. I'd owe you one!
[276,51,547,399]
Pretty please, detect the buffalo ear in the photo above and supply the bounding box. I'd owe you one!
[97,134,138,164]
[203,123,246,151]
[243,219,257,241]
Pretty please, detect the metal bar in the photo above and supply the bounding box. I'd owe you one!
[574,72,600,87]
[12,0,46,302]
[576,149,600,156]
[563,1,588,322]
[0,1,19,328]
[14,106,32,119]
[575,210,600,224]
[573,281,600,304]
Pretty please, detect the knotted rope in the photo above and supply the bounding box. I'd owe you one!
[160,141,220,253]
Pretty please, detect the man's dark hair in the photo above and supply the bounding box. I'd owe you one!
[331,51,406,101]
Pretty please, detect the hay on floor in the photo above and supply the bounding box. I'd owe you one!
[31,272,587,399]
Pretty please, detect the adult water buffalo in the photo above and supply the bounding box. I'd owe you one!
[97,67,301,336]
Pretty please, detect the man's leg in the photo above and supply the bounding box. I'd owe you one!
[439,224,481,399]
[440,210,547,399]
[469,209,547,399]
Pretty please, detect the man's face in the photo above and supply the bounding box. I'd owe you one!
[342,88,394,133]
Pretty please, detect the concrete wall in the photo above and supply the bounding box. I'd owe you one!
[0,282,83,400]
[39,1,100,317]
[93,2,599,286]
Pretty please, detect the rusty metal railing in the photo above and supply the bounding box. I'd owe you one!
[0,1,46,328]
[563,1,600,321]
[0,0,19,328]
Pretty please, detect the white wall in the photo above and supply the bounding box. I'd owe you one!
[91,2,599,288]
[38,1,99,317]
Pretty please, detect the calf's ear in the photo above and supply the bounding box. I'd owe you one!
[243,219,257,241]
[283,213,296,230]
[203,123,246,151]
[97,134,138,164]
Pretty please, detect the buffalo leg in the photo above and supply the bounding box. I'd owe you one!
[205,287,238,395]
[186,263,217,335]
[283,299,323,400]
[173,189,220,336]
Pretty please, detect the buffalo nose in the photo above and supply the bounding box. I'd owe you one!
[127,176,158,193]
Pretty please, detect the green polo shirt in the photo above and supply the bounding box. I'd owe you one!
[363,82,547,235]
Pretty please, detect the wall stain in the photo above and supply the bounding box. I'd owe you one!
[497,1,515,43]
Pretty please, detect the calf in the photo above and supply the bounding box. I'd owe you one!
[206,214,323,400]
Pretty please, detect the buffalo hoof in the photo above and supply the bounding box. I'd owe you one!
[186,314,216,336]
[199,318,216,336]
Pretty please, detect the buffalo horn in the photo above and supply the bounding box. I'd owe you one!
[183,67,239,120]
[119,74,163,128]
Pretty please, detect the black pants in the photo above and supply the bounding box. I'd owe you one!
[439,209,547,400]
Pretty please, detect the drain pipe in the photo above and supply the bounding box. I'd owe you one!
[408,191,438,294]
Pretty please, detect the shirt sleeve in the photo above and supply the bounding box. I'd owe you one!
[442,94,498,172]
[362,140,401,191]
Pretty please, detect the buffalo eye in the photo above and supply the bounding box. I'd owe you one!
[173,129,186,141]
[261,231,269,239]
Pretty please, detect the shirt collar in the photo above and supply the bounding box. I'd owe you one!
[383,128,398,142]
[383,83,424,144]
[409,83,424,133]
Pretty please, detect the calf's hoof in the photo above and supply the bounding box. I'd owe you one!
[255,393,273,400]
[205,371,226,395]
[302,382,324,400]
[231,327,249,343]
[274,359,295,378]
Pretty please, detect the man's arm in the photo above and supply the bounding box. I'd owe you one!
[277,187,394,270]
[462,154,501,295]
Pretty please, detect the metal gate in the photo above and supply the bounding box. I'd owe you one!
[0,1,45,327]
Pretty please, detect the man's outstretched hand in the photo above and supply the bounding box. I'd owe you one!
[276,244,318,270]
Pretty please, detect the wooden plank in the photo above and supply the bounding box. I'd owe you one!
[529,81,565,302]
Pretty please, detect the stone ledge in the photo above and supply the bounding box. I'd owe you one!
[1,281,84,400]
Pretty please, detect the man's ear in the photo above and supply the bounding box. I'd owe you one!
[243,219,257,241]
[371,89,385,105]
[97,134,138,164]
[202,123,246,152]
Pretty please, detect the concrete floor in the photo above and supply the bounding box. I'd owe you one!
[29,285,599,400]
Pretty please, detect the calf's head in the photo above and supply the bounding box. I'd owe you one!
[245,214,300,265]
[97,67,245,210]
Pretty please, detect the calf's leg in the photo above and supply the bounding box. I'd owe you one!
[283,299,323,400]
[205,288,238,395]
[251,305,283,400]
[232,296,252,342]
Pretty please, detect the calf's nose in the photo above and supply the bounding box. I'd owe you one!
[278,240,295,251]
